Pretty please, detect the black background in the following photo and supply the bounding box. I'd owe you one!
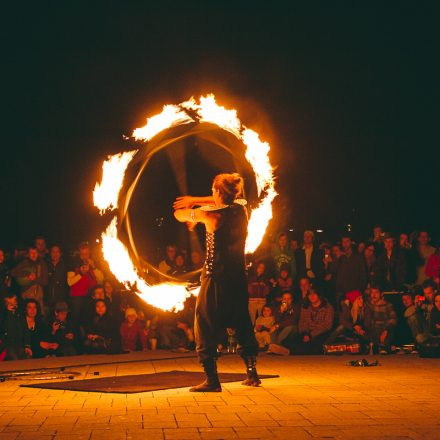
[2,2,438,252]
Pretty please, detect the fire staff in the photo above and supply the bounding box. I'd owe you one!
[173,173,260,392]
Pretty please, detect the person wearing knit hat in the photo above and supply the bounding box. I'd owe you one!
[120,308,147,352]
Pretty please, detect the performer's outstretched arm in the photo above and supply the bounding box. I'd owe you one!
[173,196,214,210]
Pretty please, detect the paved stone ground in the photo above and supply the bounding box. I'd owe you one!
[0,352,439,439]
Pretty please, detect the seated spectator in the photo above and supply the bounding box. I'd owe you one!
[67,242,104,324]
[157,311,195,351]
[373,234,407,291]
[268,292,298,355]
[296,277,312,304]
[0,293,31,360]
[84,299,120,354]
[46,245,68,313]
[368,286,397,354]
[23,299,55,358]
[326,291,372,350]
[401,292,430,345]
[120,308,148,352]
[254,305,275,350]
[295,288,334,355]
[45,302,77,356]
[11,246,48,312]
[103,280,122,324]
[81,284,106,329]
[190,250,204,271]
[247,261,270,325]
[296,230,324,281]
[418,280,437,323]
[429,293,440,337]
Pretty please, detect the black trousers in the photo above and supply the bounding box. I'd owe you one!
[194,275,258,363]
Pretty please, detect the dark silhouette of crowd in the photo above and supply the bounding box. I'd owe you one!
[1,226,439,361]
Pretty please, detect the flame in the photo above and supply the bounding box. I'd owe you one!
[93,150,137,214]
[133,104,194,141]
[94,94,277,311]
[101,217,191,312]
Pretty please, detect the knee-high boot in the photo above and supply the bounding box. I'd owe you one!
[189,358,222,392]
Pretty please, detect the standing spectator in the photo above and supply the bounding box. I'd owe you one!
[368,286,397,354]
[11,246,48,312]
[190,250,204,271]
[158,245,177,278]
[364,243,376,285]
[268,292,299,355]
[45,302,77,356]
[425,251,440,286]
[415,231,436,285]
[326,291,372,350]
[357,242,366,255]
[296,230,324,281]
[0,248,11,295]
[296,288,334,354]
[371,225,385,256]
[289,239,299,252]
[34,236,49,261]
[120,308,148,352]
[336,236,367,307]
[399,233,411,251]
[168,253,187,276]
[67,242,104,325]
[373,234,407,291]
[46,245,68,313]
[271,232,296,280]
[0,293,31,360]
[429,293,440,337]
[254,305,275,350]
[247,261,270,325]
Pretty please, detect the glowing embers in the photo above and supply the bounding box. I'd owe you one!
[93,94,277,311]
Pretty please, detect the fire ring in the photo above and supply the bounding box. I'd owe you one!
[93,95,277,311]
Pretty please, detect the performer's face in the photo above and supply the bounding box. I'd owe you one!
[212,186,221,206]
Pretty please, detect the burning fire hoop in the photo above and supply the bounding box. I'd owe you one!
[93,94,277,312]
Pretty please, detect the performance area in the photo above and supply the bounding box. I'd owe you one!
[0,351,439,440]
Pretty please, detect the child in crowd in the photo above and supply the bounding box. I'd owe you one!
[120,308,147,352]
[254,305,275,350]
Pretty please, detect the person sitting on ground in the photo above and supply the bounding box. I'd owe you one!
[23,298,56,358]
[84,299,120,354]
[401,292,430,346]
[120,308,148,352]
[0,292,31,360]
[368,285,397,354]
[326,291,372,350]
[247,261,271,325]
[417,280,437,326]
[45,302,77,356]
[295,288,334,355]
[254,305,275,350]
[11,246,48,312]
[429,293,440,337]
[268,292,298,355]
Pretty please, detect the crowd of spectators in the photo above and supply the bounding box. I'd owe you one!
[0,226,439,361]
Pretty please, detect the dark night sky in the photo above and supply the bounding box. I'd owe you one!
[1,2,439,251]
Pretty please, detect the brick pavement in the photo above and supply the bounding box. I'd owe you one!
[0,352,439,439]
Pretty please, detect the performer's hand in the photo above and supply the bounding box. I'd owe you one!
[186,222,196,232]
[173,196,194,210]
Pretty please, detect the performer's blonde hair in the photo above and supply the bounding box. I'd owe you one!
[213,173,243,204]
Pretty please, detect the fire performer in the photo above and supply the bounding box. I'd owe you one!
[173,173,260,392]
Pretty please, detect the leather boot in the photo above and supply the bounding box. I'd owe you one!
[189,358,222,392]
[242,355,261,387]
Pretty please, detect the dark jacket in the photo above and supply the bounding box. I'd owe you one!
[295,247,324,281]
[429,307,440,337]
[339,301,372,331]
[336,251,367,296]
[0,309,30,350]
[46,259,68,308]
[11,257,48,293]
[373,249,407,291]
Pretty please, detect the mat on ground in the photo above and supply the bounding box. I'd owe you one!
[20,370,279,393]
